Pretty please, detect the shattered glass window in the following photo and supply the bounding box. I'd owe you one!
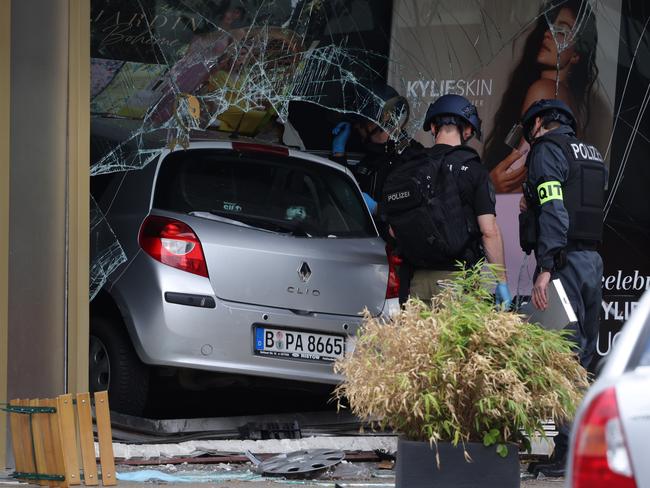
[90,195,127,298]
[90,0,397,298]
[90,0,650,363]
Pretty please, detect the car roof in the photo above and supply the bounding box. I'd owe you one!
[91,117,354,179]
[159,140,351,175]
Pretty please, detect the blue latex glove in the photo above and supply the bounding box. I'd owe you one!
[362,192,377,215]
[495,282,512,310]
[332,122,351,154]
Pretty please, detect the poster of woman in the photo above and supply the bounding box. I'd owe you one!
[484,0,602,193]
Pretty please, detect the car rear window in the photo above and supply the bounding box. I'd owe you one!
[153,148,376,238]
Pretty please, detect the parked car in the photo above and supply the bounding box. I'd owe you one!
[90,136,400,415]
[566,290,650,487]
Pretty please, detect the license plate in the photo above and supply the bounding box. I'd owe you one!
[254,327,346,362]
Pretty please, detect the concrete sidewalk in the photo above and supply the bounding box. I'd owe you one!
[116,480,564,488]
[1,464,564,487]
[112,459,564,487]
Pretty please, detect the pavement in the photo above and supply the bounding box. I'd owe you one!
[116,479,565,488]
[1,433,565,488]
[101,431,562,486]
[111,459,565,487]
[1,460,566,487]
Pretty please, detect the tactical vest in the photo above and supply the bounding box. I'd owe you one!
[381,145,482,269]
[533,132,606,243]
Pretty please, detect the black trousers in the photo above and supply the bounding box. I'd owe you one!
[551,250,603,454]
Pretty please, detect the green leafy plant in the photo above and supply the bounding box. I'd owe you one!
[334,262,589,456]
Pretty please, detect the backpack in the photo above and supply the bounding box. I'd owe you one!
[380,145,477,268]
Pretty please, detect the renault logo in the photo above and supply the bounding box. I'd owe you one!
[298,262,311,282]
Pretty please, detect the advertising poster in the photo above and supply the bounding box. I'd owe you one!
[389,0,635,361]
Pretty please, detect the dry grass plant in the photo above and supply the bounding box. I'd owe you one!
[334,262,589,457]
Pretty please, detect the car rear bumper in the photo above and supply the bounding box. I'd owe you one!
[109,254,391,384]
[140,298,363,384]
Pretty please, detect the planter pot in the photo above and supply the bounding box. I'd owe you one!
[395,438,520,488]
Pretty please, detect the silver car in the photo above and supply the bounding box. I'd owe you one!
[90,138,399,415]
[565,290,650,487]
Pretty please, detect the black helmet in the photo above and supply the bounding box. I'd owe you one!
[361,83,398,118]
[339,82,410,136]
[521,99,576,142]
[422,94,482,140]
[357,82,409,130]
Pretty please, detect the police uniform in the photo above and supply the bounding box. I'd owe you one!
[524,123,605,368]
[409,143,496,299]
[331,137,424,251]
[522,122,606,468]
[333,138,423,203]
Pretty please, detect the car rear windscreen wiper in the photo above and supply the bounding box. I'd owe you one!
[189,211,257,229]
[207,210,315,237]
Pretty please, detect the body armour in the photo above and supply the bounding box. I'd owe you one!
[533,132,606,243]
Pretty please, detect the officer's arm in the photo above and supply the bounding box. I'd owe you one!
[528,142,570,271]
[478,214,507,282]
[474,169,507,281]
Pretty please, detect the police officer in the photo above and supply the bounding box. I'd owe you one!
[408,94,511,305]
[330,84,420,215]
[519,99,606,477]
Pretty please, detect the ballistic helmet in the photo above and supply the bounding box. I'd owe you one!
[357,82,409,130]
[521,99,576,142]
[422,94,482,140]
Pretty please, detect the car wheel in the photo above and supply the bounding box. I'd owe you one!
[89,317,149,416]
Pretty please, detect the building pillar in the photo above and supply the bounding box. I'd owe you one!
[0,0,12,469]
[3,0,89,467]
[67,0,91,398]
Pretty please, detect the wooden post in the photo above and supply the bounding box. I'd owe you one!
[43,398,67,488]
[8,400,26,476]
[17,399,37,477]
[35,399,60,487]
[75,393,98,486]
[56,394,81,486]
[29,399,49,486]
[93,392,116,486]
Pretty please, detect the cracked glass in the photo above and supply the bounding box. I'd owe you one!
[90,0,649,360]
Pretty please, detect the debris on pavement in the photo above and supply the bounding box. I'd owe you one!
[116,468,261,483]
[112,462,564,487]
[248,450,345,477]
[115,458,389,484]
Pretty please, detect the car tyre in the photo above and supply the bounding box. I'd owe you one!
[89,316,149,416]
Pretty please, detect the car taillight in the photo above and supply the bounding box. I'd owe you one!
[138,215,209,278]
[386,246,402,299]
[572,387,636,488]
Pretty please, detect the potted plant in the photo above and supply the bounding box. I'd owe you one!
[334,263,589,488]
